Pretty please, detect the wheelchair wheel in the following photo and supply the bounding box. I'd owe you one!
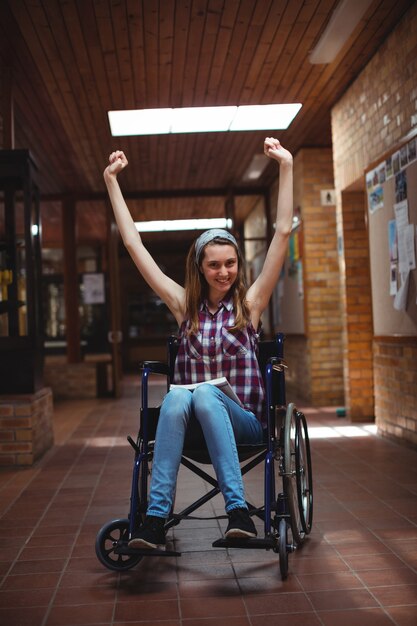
[95,518,143,571]
[278,518,289,580]
[283,403,304,545]
[295,410,313,535]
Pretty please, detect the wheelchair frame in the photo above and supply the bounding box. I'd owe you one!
[95,332,313,580]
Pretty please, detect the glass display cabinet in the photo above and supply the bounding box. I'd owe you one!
[0,150,44,393]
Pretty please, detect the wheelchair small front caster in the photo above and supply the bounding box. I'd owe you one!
[95,518,143,571]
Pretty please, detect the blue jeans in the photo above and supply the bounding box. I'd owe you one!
[147,384,264,518]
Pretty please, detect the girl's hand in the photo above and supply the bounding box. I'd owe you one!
[264,137,293,166]
[104,150,128,179]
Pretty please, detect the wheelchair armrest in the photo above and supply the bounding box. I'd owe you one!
[140,361,170,376]
[268,356,288,372]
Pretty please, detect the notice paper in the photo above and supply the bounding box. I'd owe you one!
[393,271,409,311]
[394,199,409,230]
[404,223,416,270]
[394,200,410,274]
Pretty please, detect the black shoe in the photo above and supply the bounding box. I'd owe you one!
[225,508,257,539]
[128,515,166,550]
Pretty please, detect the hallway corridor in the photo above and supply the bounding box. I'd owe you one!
[0,376,416,626]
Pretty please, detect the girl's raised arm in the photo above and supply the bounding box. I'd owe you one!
[104,151,186,325]
[246,138,293,329]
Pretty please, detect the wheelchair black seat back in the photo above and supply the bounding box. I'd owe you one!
[95,332,313,580]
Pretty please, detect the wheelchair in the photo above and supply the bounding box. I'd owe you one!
[95,332,313,580]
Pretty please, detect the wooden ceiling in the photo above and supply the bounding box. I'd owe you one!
[0,0,413,246]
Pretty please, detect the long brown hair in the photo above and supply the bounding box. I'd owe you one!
[185,236,250,334]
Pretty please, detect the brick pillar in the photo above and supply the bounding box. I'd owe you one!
[339,191,374,421]
[291,148,344,406]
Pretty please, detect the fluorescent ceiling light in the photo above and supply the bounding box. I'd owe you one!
[134,218,233,232]
[108,104,302,136]
[309,0,373,64]
[230,104,301,131]
[109,108,172,136]
[242,153,269,181]
[171,106,236,133]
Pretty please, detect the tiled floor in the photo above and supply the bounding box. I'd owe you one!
[1,376,416,626]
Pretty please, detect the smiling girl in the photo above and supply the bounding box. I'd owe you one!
[103,137,293,549]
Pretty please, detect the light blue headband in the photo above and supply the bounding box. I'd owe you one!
[195,229,238,263]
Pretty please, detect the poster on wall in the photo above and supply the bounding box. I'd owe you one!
[388,219,398,262]
[392,196,416,310]
[377,163,386,184]
[82,273,106,304]
[297,260,304,297]
[408,137,416,162]
[388,219,398,295]
[287,229,301,276]
[400,145,409,169]
[392,151,400,175]
[368,185,384,213]
[385,155,393,180]
[395,170,407,203]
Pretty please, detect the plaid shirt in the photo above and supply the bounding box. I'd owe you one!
[173,296,265,422]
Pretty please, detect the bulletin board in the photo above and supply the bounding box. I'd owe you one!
[366,136,417,336]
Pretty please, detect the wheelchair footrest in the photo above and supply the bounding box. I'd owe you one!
[115,543,181,557]
[212,536,277,550]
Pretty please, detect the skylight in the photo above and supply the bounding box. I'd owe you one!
[108,104,302,136]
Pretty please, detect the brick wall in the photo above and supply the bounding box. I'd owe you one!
[374,340,417,446]
[44,357,97,399]
[0,388,54,466]
[331,3,417,442]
